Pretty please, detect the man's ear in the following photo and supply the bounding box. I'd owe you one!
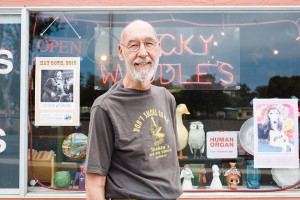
[118,45,125,61]
[157,41,162,57]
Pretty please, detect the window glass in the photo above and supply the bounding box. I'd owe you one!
[0,15,21,189]
[28,11,300,192]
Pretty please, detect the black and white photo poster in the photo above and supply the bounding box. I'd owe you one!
[35,57,80,126]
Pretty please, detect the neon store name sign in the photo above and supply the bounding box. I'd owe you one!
[35,27,240,90]
[99,28,240,90]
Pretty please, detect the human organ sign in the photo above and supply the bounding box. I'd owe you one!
[206,131,238,158]
[94,26,240,90]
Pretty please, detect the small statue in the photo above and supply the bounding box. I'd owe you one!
[188,121,205,159]
[180,164,194,190]
[198,164,206,189]
[224,162,241,190]
[210,165,223,189]
[73,165,86,190]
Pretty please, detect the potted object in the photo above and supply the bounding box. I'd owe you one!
[224,162,241,190]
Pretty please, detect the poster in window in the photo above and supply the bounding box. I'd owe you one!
[35,57,80,126]
[206,131,238,159]
[253,99,299,168]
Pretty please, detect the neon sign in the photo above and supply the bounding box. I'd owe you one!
[95,27,240,90]
[34,27,240,90]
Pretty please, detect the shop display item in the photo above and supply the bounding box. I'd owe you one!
[188,121,205,159]
[271,167,300,188]
[224,162,241,190]
[210,165,223,189]
[27,149,56,187]
[176,104,190,159]
[198,164,207,189]
[73,165,85,189]
[62,133,87,160]
[246,160,261,189]
[180,164,194,190]
[54,171,71,188]
[239,117,254,155]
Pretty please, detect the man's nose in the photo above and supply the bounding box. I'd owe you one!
[137,43,148,57]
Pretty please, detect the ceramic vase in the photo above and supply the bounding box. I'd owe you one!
[54,171,71,188]
[224,162,241,190]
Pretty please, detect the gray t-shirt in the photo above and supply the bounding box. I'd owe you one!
[85,80,183,199]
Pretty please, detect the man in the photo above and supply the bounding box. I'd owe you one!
[84,20,183,200]
[42,70,64,102]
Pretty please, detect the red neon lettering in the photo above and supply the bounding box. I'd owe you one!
[180,34,194,56]
[59,40,68,54]
[36,39,49,53]
[99,64,120,84]
[178,64,195,84]
[70,41,81,54]
[48,40,59,53]
[199,35,214,55]
[160,34,176,56]
[160,64,175,85]
[218,62,234,85]
[197,64,212,85]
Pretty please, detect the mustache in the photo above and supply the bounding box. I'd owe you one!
[133,57,153,65]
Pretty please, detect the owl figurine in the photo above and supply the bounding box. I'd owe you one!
[188,121,205,159]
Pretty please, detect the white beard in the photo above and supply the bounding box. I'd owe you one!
[125,56,159,85]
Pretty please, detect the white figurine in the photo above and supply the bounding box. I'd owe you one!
[188,121,205,159]
[180,164,194,190]
[210,164,223,189]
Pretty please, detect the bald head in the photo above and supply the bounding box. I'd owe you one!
[120,20,158,43]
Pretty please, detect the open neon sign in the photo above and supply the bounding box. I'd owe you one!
[96,27,240,90]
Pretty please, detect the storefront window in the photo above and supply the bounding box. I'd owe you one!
[0,14,21,191]
[28,11,300,193]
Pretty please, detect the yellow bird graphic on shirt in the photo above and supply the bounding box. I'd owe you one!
[151,117,165,146]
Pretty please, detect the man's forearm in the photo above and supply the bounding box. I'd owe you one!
[86,173,106,200]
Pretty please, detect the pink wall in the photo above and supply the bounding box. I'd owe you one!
[1,0,300,7]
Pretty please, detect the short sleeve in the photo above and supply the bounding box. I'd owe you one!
[84,105,115,176]
[168,90,181,151]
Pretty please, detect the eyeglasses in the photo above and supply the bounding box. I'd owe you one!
[120,39,158,52]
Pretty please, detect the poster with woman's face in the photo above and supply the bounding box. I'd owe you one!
[253,99,299,168]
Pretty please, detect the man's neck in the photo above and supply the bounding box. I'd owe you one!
[123,76,151,91]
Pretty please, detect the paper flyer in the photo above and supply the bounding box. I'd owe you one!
[253,99,299,168]
[206,131,238,158]
[35,57,80,126]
